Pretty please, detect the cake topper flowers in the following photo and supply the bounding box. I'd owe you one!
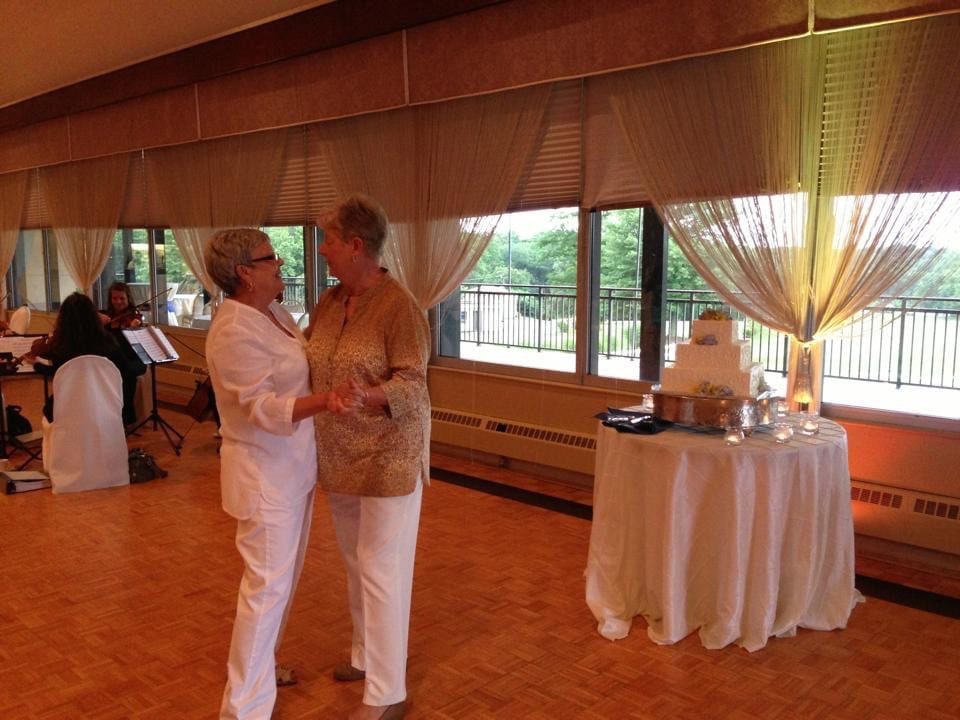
[698,308,731,321]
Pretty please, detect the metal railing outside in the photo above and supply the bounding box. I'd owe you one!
[457,283,960,390]
[281,277,306,311]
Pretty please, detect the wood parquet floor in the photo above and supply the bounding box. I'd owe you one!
[2,377,959,719]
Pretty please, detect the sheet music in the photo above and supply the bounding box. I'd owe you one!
[0,335,42,372]
[122,326,179,363]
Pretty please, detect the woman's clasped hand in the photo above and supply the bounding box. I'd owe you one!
[327,378,367,415]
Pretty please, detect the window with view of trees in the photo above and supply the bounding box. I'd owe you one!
[261,226,309,325]
[4,226,316,330]
[438,208,580,373]
[5,209,957,419]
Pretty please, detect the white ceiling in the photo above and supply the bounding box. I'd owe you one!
[0,0,336,110]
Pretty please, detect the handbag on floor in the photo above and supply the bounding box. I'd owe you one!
[128,448,168,484]
[6,404,33,437]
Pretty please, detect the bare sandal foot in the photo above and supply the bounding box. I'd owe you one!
[275,664,298,687]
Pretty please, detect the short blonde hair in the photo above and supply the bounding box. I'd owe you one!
[320,194,388,259]
[204,228,269,295]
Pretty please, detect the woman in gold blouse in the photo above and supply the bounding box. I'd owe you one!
[306,194,430,720]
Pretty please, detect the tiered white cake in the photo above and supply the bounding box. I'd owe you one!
[661,317,765,397]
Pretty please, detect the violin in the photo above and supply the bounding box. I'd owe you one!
[104,304,146,330]
[0,344,44,373]
[101,287,171,330]
[18,335,54,364]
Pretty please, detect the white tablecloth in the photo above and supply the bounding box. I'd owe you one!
[585,417,862,651]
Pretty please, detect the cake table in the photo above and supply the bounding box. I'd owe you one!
[585,417,862,651]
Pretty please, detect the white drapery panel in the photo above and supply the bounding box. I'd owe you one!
[39,155,131,295]
[314,84,550,308]
[608,15,960,409]
[145,129,290,295]
[0,171,28,305]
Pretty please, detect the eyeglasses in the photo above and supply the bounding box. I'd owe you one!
[248,253,281,264]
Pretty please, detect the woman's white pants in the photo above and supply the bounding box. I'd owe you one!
[220,489,315,720]
[327,482,423,706]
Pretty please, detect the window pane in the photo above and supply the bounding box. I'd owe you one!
[438,208,577,373]
[820,270,960,420]
[153,230,183,327]
[8,230,51,310]
[820,195,960,419]
[261,226,306,325]
[594,208,645,381]
[94,229,163,322]
[162,231,208,328]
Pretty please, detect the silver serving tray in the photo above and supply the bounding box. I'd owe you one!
[652,389,779,429]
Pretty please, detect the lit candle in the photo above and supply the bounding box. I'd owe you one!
[724,427,745,446]
[799,413,820,435]
[775,399,789,418]
[773,422,794,444]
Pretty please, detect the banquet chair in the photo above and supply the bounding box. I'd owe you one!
[8,305,31,334]
[42,355,130,493]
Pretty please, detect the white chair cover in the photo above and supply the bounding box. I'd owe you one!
[8,306,30,334]
[44,355,130,493]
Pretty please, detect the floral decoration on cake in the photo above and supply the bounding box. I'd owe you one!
[694,334,718,345]
[698,308,731,321]
[693,380,734,397]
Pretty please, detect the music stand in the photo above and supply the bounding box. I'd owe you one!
[122,326,185,455]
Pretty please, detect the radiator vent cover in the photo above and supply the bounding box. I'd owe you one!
[432,409,483,428]
[165,362,208,376]
[431,408,596,449]
[851,480,960,522]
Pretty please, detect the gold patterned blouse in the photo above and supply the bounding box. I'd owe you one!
[306,271,431,497]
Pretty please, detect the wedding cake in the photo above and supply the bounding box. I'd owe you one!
[660,309,765,397]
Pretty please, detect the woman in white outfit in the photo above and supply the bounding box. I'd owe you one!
[205,228,360,720]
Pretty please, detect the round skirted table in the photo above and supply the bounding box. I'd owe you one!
[585,417,863,651]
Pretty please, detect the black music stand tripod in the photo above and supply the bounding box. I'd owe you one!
[127,362,184,455]
[122,326,185,455]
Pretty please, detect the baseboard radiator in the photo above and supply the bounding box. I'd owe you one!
[431,407,596,475]
[850,479,960,554]
[433,408,959,554]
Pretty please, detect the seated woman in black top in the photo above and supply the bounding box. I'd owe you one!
[32,292,146,425]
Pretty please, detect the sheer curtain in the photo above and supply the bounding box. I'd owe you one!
[314,84,550,308]
[145,129,289,295]
[607,15,960,409]
[0,171,28,306]
[39,155,131,294]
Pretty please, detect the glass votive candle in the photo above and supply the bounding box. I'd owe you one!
[724,427,745,446]
[775,399,790,418]
[799,412,820,435]
[773,422,794,444]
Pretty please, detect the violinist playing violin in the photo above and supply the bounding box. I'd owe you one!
[97,282,148,425]
[99,281,144,329]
